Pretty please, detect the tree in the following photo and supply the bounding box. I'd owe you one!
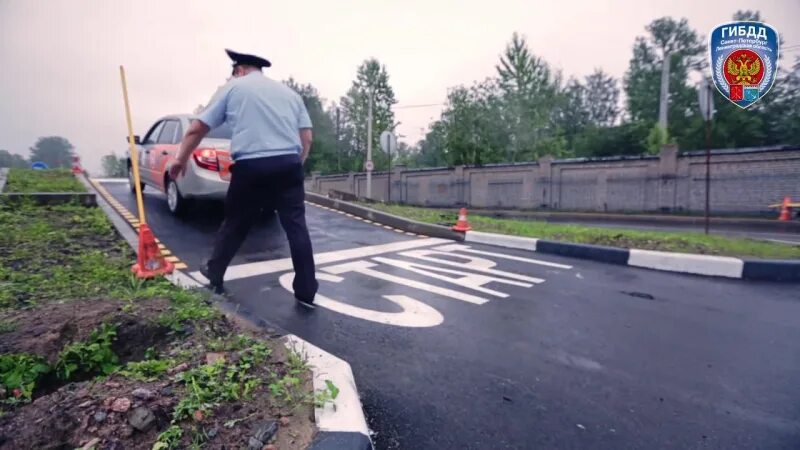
[584,69,620,127]
[495,33,562,161]
[554,78,589,149]
[623,17,704,148]
[29,136,74,168]
[339,59,397,171]
[765,56,800,145]
[733,10,761,21]
[284,78,338,174]
[414,121,449,168]
[0,150,28,168]
[101,153,126,177]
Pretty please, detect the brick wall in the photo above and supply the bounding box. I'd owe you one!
[308,146,800,215]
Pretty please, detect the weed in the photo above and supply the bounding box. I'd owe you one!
[173,338,271,422]
[153,425,183,450]
[287,349,309,375]
[174,358,261,421]
[0,353,51,403]
[120,358,173,382]
[56,323,119,380]
[268,374,303,405]
[158,290,219,331]
[267,348,313,409]
[0,321,16,334]
[314,380,340,408]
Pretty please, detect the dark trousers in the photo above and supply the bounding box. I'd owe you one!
[206,154,318,301]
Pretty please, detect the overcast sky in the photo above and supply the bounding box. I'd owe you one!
[1,0,798,173]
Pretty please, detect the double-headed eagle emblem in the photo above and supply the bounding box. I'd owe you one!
[726,53,761,85]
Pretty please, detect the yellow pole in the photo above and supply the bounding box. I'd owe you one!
[119,65,147,225]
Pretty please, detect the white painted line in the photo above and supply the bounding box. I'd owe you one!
[191,238,448,282]
[285,335,370,435]
[364,220,374,224]
[281,273,444,328]
[373,256,532,297]
[323,260,488,305]
[436,244,573,270]
[405,232,417,236]
[628,249,744,278]
[466,231,538,252]
[398,249,544,284]
[383,225,393,230]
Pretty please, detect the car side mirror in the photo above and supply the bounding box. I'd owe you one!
[126,135,141,145]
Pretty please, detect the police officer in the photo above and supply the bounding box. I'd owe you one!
[170,49,318,306]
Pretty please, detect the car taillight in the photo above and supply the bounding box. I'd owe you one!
[193,149,220,171]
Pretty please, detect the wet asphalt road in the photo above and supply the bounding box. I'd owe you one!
[100,180,800,450]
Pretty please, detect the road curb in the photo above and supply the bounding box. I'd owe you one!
[85,177,374,449]
[305,191,464,241]
[317,199,800,282]
[465,230,800,281]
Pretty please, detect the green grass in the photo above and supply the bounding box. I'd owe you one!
[364,203,800,259]
[0,197,317,448]
[4,169,85,193]
[0,201,222,314]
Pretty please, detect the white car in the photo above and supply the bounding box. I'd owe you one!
[126,114,232,215]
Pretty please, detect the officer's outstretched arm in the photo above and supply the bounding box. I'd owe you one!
[299,128,313,163]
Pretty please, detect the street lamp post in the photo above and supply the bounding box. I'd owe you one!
[366,89,374,199]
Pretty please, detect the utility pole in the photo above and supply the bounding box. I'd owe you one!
[658,51,671,131]
[703,84,713,235]
[335,107,341,172]
[697,79,715,235]
[366,89,374,199]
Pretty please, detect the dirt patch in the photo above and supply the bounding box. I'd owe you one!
[0,299,170,366]
[0,367,314,450]
[0,299,315,450]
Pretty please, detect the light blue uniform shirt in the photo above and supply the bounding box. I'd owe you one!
[198,72,312,161]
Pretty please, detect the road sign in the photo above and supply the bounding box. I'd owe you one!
[698,79,715,121]
[380,131,397,154]
[30,161,49,170]
[365,160,374,172]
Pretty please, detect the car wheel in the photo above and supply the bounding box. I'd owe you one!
[128,165,144,194]
[166,177,187,216]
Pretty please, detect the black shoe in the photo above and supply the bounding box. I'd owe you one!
[294,294,316,309]
[200,264,224,294]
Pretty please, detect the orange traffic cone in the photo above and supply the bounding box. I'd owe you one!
[778,196,792,221]
[452,208,472,232]
[132,224,174,278]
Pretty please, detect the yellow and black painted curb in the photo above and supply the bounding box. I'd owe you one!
[89,179,187,270]
[304,200,427,238]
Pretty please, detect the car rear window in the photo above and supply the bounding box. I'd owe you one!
[206,122,232,139]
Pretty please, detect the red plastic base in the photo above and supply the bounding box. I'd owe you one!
[131,224,175,279]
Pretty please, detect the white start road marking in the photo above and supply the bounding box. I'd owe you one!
[280,272,444,328]
[196,238,573,328]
